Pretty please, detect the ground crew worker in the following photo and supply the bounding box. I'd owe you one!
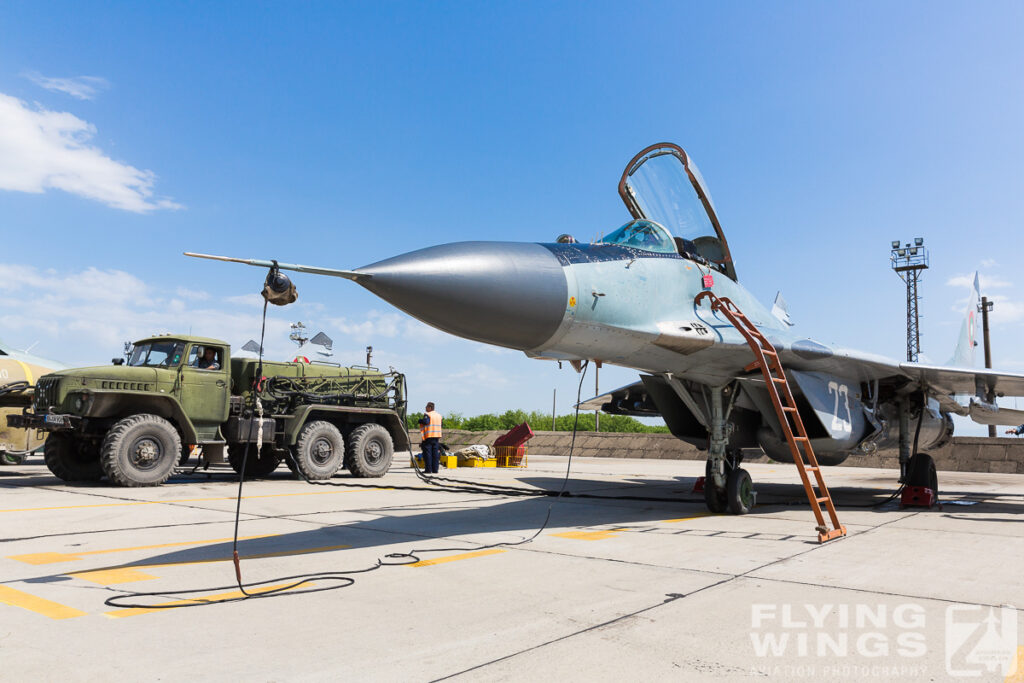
[1006,425,1024,436]
[418,402,443,473]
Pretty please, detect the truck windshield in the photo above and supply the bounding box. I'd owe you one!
[128,341,185,368]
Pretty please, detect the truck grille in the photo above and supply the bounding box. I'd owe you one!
[34,377,61,410]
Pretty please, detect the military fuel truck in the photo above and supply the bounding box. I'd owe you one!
[7,334,408,487]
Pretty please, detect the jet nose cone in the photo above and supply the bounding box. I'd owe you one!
[355,242,567,350]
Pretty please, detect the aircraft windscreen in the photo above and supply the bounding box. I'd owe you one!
[624,152,716,241]
[599,220,677,254]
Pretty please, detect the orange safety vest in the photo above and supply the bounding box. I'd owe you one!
[421,411,442,439]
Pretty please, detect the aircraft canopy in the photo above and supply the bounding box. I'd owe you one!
[619,143,736,280]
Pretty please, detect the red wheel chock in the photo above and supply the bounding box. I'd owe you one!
[899,486,938,509]
[692,476,705,493]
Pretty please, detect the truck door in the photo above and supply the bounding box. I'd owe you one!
[179,344,230,441]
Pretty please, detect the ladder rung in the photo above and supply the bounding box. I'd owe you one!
[772,377,787,384]
[793,436,809,441]
[806,467,819,472]
[762,349,777,356]
[782,406,797,412]
[815,496,830,504]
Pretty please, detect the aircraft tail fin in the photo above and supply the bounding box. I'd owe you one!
[947,271,981,367]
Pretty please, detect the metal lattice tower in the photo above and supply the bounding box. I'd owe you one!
[890,239,929,362]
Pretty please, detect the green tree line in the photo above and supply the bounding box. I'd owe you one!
[406,409,669,433]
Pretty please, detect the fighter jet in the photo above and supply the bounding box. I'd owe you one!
[188,142,1024,526]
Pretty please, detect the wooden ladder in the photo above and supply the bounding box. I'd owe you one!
[695,290,847,543]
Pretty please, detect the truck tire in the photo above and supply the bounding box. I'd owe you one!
[345,423,393,478]
[291,421,343,480]
[227,443,280,478]
[44,433,104,482]
[101,414,181,487]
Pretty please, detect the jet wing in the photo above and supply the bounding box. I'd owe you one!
[897,362,1024,397]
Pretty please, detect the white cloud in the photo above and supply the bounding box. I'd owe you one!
[175,287,210,301]
[986,295,1024,324]
[0,92,181,212]
[945,273,1011,290]
[24,73,109,100]
[981,259,998,268]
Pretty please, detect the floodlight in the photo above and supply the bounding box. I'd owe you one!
[910,247,918,255]
[891,240,900,249]
[897,249,906,257]
[914,237,923,246]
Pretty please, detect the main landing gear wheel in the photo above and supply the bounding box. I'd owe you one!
[704,459,728,513]
[291,421,344,480]
[906,452,938,495]
[726,467,754,515]
[227,443,281,478]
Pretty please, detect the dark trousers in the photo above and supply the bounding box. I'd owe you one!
[422,438,441,473]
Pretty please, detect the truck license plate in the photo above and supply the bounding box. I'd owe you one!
[44,414,67,426]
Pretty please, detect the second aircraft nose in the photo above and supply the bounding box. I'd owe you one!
[354,241,568,351]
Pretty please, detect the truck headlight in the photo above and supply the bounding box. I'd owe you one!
[73,396,84,411]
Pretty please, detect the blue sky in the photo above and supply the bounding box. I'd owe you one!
[1,1,1022,431]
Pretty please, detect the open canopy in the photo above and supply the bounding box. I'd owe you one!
[618,143,736,280]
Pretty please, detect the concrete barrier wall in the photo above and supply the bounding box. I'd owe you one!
[409,430,1024,474]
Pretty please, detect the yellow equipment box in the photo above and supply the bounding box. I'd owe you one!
[441,454,458,468]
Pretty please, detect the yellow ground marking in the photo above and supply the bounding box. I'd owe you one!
[9,535,273,565]
[68,544,351,585]
[407,549,506,567]
[551,528,627,541]
[105,581,302,618]
[1005,646,1024,683]
[0,585,86,620]
[0,487,387,514]
[662,513,712,523]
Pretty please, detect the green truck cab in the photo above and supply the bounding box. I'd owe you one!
[8,334,408,487]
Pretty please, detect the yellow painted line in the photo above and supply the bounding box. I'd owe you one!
[551,528,627,541]
[407,549,506,567]
[0,585,85,620]
[1005,646,1024,683]
[68,544,351,585]
[0,487,387,513]
[105,581,301,618]
[9,534,273,565]
[70,567,159,584]
[14,360,34,385]
[662,514,712,523]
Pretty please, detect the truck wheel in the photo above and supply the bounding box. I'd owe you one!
[292,421,343,480]
[101,414,181,487]
[44,433,104,482]
[227,444,280,478]
[346,423,393,478]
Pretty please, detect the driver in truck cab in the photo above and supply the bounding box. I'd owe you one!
[196,346,220,370]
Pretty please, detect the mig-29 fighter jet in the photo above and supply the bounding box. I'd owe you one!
[189,142,1024,535]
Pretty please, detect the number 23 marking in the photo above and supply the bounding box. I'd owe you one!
[828,381,852,434]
